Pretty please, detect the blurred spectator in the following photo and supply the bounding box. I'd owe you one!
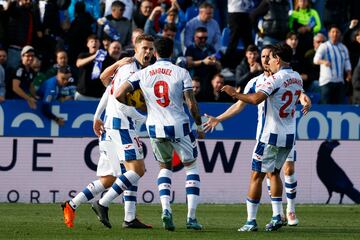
[31,56,46,91]
[0,1,8,47]
[145,22,182,60]
[289,0,321,56]
[6,0,42,70]
[204,73,234,102]
[323,0,359,32]
[119,28,144,58]
[104,0,134,20]
[102,40,122,70]
[285,32,306,81]
[158,5,186,40]
[252,0,290,45]
[344,23,360,69]
[67,1,95,66]
[0,56,4,103]
[68,0,100,22]
[101,35,112,51]
[223,0,256,69]
[313,25,352,104]
[235,44,262,92]
[345,28,360,104]
[37,66,74,126]
[75,34,105,100]
[184,2,221,52]
[185,27,221,97]
[192,76,204,102]
[11,45,38,109]
[144,6,164,36]
[0,47,14,99]
[303,32,327,91]
[97,1,132,47]
[133,0,153,29]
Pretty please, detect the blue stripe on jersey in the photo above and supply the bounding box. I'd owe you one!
[193,145,198,158]
[125,149,136,160]
[189,132,195,143]
[124,196,137,201]
[331,44,339,78]
[285,182,297,188]
[82,188,94,200]
[131,80,140,90]
[255,142,265,155]
[247,198,260,204]
[119,129,132,144]
[127,117,134,130]
[271,87,279,96]
[271,197,282,202]
[248,80,257,94]
[113,117,121,129]
[186,187,200,195]
[269,133,278,146]
[183,123,190,136]
[148,125,156,138]
[100,132,106,141]
[252,159,262,172]
[120,163,126,174]
[186,174,200,181]
[159,189,171,196]
[164,126,175,138]
[294,150,297,161]
[120,174,132,188]
[258,100,267,140]
[285,134,294,148]
[128,185,138,191]
[326,44,333,76]
[157,177,172,185]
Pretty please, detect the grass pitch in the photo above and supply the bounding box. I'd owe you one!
[0,203,359,240]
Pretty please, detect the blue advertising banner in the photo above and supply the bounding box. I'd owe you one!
[0,100,359,139]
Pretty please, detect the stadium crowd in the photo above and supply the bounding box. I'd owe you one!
[0,0,359,114]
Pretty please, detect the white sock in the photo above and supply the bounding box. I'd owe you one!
[185,164,200,219]
[70,180,105,209]
[99,170,140,207]
[285,174,297,213]
[123,184,137,222]
[157,168,172,212]
[271,197,283,217]
[246,198,260,221]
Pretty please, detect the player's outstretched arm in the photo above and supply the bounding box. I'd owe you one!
[184,90,204,139]
[100,57,134,86]
[203,100,247,133]
[221,85,267,105]
[299,92,312,115]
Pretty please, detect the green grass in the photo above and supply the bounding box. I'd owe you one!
[0,203,360,240]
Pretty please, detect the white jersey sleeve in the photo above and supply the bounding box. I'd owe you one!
[94,86,110,120]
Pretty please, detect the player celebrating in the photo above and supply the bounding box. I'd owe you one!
[90,34,155,229]
[61,57,142,228]
[220,43,304,231]
[116,37,205,231]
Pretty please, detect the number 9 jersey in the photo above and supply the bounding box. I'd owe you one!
[245,68,303,148]
[128,59,193,139]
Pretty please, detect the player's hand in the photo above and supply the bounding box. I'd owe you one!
[301,95,312,115]
[221,85,237,98]
[117,57,134,67]
[323,60,331,67]
[27,97,37,109]
[203,113,219,133]
[93,119,105,137]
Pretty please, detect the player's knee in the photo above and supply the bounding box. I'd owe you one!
[284,162,295,176]
[184,160,197,171]
[251,171,266,182]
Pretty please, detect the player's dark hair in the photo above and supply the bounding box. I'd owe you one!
[270,43,292,63]
[154,37,173,58]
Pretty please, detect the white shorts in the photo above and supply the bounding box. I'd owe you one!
[150,133,198,164]
[285,146,296,162]
[96,128,143,177]
[251,141,292,173]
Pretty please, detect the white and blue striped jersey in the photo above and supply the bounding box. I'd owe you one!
[128,59,193,138]
[104,61,141,130]
[244,68,303,148]
[313,41,351,86]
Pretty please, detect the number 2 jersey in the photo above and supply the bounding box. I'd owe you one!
[128,59,193,138]
[244,68,303,148]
